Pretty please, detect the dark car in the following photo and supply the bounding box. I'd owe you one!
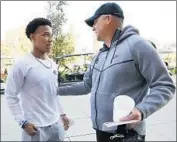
[0,79,5,94]
[55,53,94,86]
[164,61,173,76]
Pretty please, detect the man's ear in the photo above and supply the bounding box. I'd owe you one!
[107,15,112,24]
[30,33,35,41]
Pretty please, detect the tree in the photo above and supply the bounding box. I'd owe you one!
[47,1,67,38]
[46,1,75,63]
[1,42,12,57]
[2,26,31,58]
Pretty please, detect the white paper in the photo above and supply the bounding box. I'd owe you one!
[102,120,139,131]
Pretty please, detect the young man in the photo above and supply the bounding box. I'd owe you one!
[58,2,176,142]
[5,18,69,141]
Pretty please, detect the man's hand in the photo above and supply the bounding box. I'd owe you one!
[23,123,38,136]
[60,114,69,131]
[119,107,142,129]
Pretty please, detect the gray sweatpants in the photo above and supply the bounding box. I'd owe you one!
[21,121,65,141]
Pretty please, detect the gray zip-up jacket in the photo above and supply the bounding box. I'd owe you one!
[59,25,175,135]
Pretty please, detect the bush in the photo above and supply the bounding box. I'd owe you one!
[170,67,177,74]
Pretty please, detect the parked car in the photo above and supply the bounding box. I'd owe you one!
[0,79,5,94]
[55,53,94,86]
[164,61,173,76]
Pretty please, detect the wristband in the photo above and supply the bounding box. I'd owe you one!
[60,114,66,117]
[20,120,28,129]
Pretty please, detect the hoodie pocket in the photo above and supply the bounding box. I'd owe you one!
[111,59,134,67]
[103,58,134,73]
[96,93,117,121]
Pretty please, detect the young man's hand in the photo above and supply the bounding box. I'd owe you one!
[23,123,38,136]
[60,114,69,131]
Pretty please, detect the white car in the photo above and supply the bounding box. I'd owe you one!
[0,79,5,94]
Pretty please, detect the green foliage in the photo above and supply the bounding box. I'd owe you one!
[47,1,67,38]
[1,27,31,57]
[46,1,75,62]
[51,33,75,57]
[171,67,177,74]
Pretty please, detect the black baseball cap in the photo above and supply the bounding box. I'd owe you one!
[85,2,124,27]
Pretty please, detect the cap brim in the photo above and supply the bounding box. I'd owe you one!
[85,15,99,27]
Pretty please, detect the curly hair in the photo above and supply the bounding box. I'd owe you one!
[25,18,52,39]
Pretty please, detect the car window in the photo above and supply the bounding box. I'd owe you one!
[57,54,93,83]
[0,79,4,83]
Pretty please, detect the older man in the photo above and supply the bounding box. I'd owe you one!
[59,2,175,142]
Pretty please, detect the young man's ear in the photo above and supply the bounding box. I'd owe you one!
[30,33,34,41]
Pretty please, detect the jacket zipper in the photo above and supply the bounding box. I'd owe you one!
[94,39,122,129]
[94,51,109,129]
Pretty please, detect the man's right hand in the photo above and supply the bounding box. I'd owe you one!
[23,123,38,136]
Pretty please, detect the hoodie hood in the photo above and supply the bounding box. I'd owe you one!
[100,25,139,51]
[112,25,140,44]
